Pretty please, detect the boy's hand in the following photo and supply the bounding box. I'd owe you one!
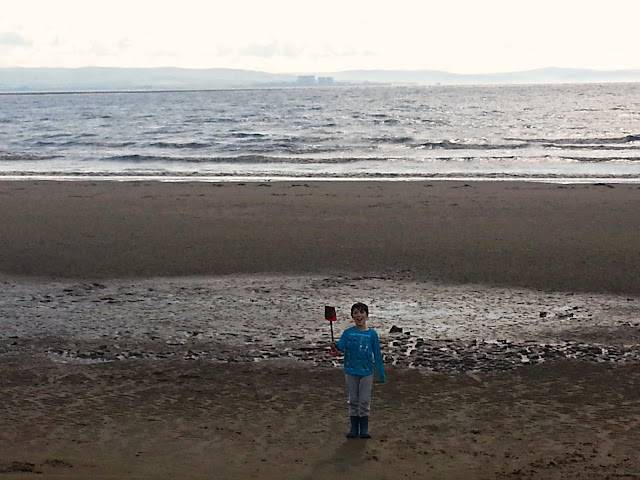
[329,342,339,356]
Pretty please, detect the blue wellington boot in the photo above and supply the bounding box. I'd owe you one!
[359,416,371,438]
[346,416,359,438]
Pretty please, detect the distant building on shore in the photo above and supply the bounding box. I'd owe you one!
[297,75,317,86]
[318,76,334,86]
[297,75,335,86]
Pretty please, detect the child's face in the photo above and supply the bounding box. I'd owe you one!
[351,308,368,329]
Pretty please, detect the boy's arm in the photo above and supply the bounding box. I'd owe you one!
[372,331,386,383]
[335,329,347,352]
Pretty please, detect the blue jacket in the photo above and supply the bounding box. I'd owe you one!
[336,327,386,382]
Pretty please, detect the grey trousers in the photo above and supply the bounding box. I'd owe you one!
[345,373,374,417]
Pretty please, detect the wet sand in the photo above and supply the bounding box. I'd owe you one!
[0,180,638,293]
[1,180,640,479]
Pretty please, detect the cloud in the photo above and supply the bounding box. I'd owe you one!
[314,47,376,58]
[83,37,132,57]
[238,42,302,58]
[0,32,32,47]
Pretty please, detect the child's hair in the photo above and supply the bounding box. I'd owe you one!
[351,302,369,316]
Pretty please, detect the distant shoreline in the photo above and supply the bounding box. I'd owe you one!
[2,66,640,93]
[0,86,357,95]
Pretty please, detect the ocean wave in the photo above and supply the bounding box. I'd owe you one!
[417,141,530,150]
[0,153,60,161]
[41,133,74,139]
[149,141,211,149]
[229,132,267,138]
[367,135,415,144]
[102,154,375,164]
[95,141,136,148]
[98,154,640,165]
[544,144,638,151]
[40,140,136,148]
[557,156,640,163]
[508,134,640,145]
[415,136,640,151]
[373,118,400,124]
[82,113,112,119]
[196,117,240,124]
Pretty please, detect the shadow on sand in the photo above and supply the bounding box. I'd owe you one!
[305,438,370,479]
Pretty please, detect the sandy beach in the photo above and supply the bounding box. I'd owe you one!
[1,180,639,293]
[1,180,639,479]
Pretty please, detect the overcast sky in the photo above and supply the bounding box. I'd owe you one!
[2,0,639,73]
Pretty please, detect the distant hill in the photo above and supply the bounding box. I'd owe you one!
[0,67,296,92]
[1,66,639,92]
[332,67,640,85]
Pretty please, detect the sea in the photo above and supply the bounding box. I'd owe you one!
[1,83,639,183]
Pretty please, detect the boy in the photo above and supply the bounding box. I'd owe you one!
[331,302,386,439]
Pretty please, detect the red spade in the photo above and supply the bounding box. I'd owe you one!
[325,306,340,356]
